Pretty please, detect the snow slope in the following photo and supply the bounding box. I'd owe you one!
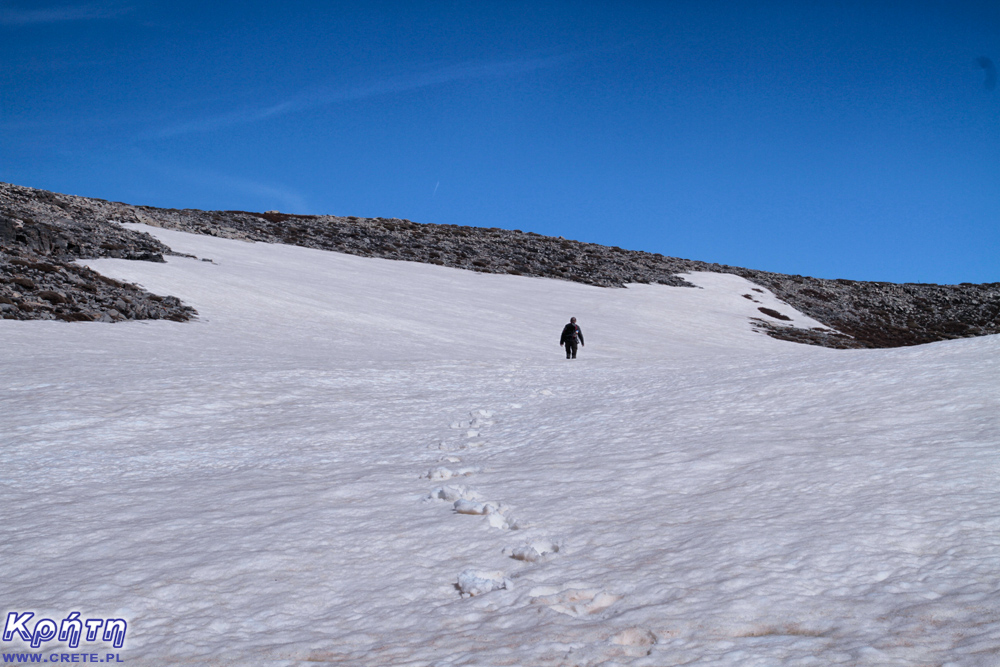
[1,225,998,666]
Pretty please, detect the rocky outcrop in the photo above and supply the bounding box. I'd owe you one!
[0,245,191,323]
[0,185,195,323]
[726,270,1000,348]
[2,181,998,348]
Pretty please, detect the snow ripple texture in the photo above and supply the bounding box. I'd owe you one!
[1,225,998,666]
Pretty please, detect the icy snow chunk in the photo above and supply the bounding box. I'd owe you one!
[456,570,512,597]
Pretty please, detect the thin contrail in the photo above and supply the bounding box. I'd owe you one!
[0,2,129,25]
[149,53,577,139]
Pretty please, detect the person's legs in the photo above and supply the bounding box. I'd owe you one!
[567,341,577,359]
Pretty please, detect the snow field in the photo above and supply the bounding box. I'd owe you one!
[1,225,998,665]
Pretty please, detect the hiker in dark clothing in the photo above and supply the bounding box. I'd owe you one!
[560,317,584,359]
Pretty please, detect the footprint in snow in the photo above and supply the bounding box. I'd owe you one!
[448,422,482,438]
[428,440,467,452]
[529,586,623,617]
[451,411,494,430]
[422,466,477,481]
[505,538,560,562]
[610,628,657,657]
[427,485,483,502]
[453,500,521,530]
[456,569,513,597]
[453,499,494,515]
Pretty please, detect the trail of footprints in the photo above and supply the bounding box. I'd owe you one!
[424,408,527,546]
[418,397,627,621]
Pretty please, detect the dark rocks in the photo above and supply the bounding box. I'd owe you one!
[2,181,999,349]
[0,208,168,263]
[0,244,196,323]
[749,319,859,349]
[726,270,1000,348]
[38,290,68,304]
[758,307,792,321]
[0,183,196,324]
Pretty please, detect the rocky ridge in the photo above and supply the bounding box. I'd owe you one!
[2,182,998,348]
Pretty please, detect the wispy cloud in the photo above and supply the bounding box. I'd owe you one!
[150,53,576,139]
[0,2,130,26]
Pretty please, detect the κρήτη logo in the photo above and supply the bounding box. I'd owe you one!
[3,612,127,649]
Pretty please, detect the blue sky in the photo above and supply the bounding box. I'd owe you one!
[1,1,997,283]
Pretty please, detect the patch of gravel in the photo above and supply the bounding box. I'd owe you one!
[2,181,998,348]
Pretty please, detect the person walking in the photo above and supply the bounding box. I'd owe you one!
[560,317,584,359]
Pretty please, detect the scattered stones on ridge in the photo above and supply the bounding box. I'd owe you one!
[2,181,998,348]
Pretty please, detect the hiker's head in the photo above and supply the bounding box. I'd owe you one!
[570,317,577,324]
